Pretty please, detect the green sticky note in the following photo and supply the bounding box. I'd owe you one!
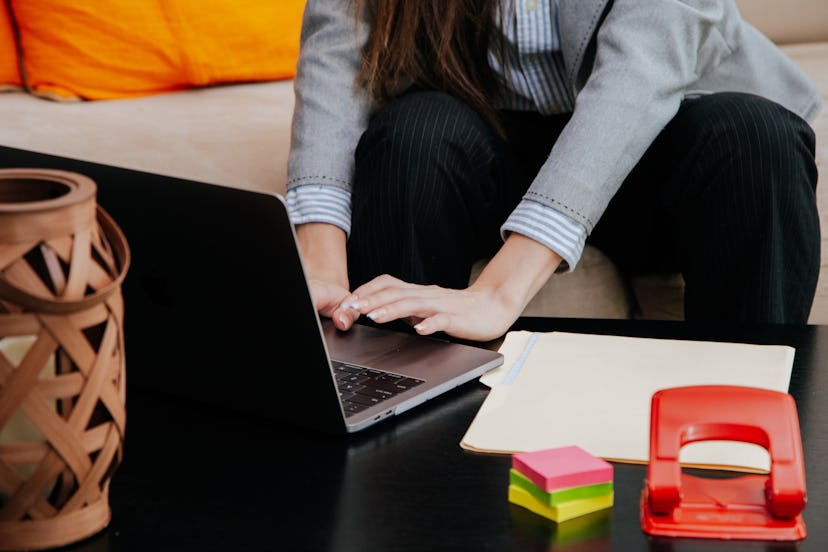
[510,469,613,507]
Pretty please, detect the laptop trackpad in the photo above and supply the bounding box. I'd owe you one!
[322,320,492,380]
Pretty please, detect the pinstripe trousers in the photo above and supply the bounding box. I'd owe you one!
[348,90,820,324]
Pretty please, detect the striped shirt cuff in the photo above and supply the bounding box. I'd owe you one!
[286,188,586,272]
[501,199,587,272]
[285,184,352,236]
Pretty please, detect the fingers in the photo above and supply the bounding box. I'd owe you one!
[336,275,464,336]
[362,296,434,325]
[346,275,435,318]
[333,302,360,330]
[334,274,511,341]
[308,273,442,333]
[360,293,442,328]
[413,312,451,336]
[348,274,416,303]
[307,278,357,331]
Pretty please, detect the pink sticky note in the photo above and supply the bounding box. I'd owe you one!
[512,445,613,492]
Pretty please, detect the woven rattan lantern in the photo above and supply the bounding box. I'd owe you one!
[0,169,130,550]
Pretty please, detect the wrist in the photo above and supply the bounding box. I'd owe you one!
[471,234,562,313]
[296,222,349,289]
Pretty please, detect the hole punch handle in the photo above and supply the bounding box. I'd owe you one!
[647,385,806,518]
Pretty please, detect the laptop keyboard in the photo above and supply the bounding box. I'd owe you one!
[333,362,425,417]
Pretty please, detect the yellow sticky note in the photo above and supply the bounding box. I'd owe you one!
[508,484,613,522]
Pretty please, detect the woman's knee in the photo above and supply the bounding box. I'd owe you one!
[351,89,510,231]
[686,93,817,189]
[354,90,502,184]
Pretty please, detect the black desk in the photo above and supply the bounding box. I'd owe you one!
[1,146,825,551]
[53,318,826,552]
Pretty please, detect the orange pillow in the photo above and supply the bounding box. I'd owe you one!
[0,2,21,89]
[9,0,305,100]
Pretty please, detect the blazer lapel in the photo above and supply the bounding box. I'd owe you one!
[557,0,611,90]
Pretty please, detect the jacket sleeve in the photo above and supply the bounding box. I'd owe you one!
[527,0,737,233]
[287,0,372,193]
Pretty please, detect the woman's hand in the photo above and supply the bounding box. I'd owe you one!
[340,234,563,341]
[339,276,520,341]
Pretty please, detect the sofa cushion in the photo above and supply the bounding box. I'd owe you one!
[0,3,20,89]
[7,0,304,100]
[0,79,296,194]
[735,0,828,44]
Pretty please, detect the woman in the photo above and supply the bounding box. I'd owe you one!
[287,0,822,341]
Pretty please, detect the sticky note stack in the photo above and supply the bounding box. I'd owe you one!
[508,445,614,522]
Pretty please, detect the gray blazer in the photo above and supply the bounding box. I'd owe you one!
[287,0,822,233]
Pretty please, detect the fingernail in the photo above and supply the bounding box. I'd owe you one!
[338,314,348,326]
[340,299,359,311]
[414,323,425,332]
[366,309,381,321]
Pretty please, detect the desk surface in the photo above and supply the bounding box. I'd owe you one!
[2,146,825,551]
[54,318,828,552]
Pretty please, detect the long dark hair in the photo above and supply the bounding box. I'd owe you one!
[356,0,504,135]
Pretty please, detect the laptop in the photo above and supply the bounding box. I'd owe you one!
[0,145,504,434]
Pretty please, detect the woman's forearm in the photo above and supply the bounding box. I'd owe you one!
[296,222,350,290]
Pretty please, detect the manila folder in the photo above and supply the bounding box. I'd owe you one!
[460,332,795,472]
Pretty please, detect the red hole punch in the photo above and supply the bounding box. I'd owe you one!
[640,385,807,541]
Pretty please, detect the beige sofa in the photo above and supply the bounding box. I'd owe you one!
[1,0,826,322]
